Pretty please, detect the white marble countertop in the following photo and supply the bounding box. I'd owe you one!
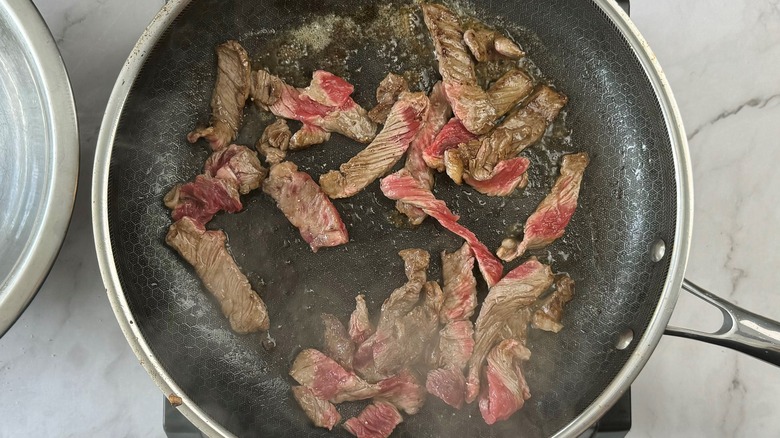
[1,0,779,436]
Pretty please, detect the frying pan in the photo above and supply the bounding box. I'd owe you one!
[91,0,780,436]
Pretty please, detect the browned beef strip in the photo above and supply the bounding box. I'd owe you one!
[395,82,451,225]
[372,281,443,377]
[250,69,283,108]
[302,70,377,143]
[463,28,525,62]
[426,367,467,409]
[497,152,589,261]
[486,69,534,120]
[203,144,267,194]
[290,124,331,150]
[321,313,355,370]
[344,401,403,438]
[290,349,424,415]
[436,319,475,370]
[440,243,477,324]
[258,145,285,167]
[291,386,341,430]
[426,319,474,408]
[290,349,379,403]
[497,85,568,151]
[442,82,496,136]
[353,249,430,380]
[421,4,478,86]
[445,85,567,183]
[252,69,376,146]
[380,171,505,287]
[532,274,575,333]
[421,4,497,135]
[427,244,478,409]
[165,217,269,333]
[478,338,532,424]
[164,175,242,226]
[465,257,553,403]
[262,161,349,252]
[462,156,530,197]
[349,294,374,345]
[374,369,427,415]
[257,119,291,165]
[372,249,430,330]
[379,248,431,316]
[320,92,429,199]
[188,41,251,151]
[368,72,410,124]
[167,145,264,227]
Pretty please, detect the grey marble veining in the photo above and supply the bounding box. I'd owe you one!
[1,0,779,436]
[0,1,164,437]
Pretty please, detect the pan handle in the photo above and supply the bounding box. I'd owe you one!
[665,279,780,367]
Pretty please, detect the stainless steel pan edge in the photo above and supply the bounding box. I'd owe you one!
[91,0,693,437]
[552,1,693,436]
[92,1,230,436]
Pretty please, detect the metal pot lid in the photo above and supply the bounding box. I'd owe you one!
[0,0,79,336]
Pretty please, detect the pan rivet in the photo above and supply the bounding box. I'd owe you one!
[650,239,666,262]
[615,328,634,350]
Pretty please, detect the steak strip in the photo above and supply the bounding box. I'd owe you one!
[497,152,589,261]
[188,41,251,151]
[353,250,437,381]
[485,69,534,123]
[290,349,425,414]
[422,5,531,137]
[463,28,525,62]
[368,72,410,124]
[349,294,374,345]
[422,4,495,135]
[166,144,265,226]
[462,156,530,197]
[290,349,379,404]
[426,367,467,409]
[395,82,451,224]
[204,144,267,194]
[466,257,553,403]
[291,386,341,430]
[320,92,429,199]
[445,85,567,184]
[322,313,355,370]
[440,243,477,324]
[426,244,477,409]
[344,401,403,438]
[352,254,427,379]
[426,323,475,410]
[531,274,575,333]
[422,117,477,171]
[478,338,532,424]
[251,69,376,147]
[380,170,503,287]
[262,161,349,252]
[165,217,269,333]
[164,175,242,226]
[257,119,291,165]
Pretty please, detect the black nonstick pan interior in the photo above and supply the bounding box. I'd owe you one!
[106,0,678,436]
